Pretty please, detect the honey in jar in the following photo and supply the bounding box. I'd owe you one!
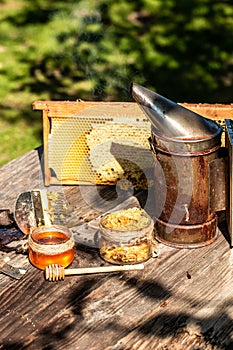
[28,225,75,270]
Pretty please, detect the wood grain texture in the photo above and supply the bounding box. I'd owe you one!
[0,147,233,350]
[33,100,233,120]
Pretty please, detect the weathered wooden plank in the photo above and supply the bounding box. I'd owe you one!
[33,100,233,121]
[0,147,233,350]
[2,235,229,349]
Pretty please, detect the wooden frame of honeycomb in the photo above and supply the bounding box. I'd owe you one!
[33,100,233,187]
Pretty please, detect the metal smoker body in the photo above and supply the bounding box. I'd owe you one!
[131,83,226,248]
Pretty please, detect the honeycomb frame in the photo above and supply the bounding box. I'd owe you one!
[33,100,233,186]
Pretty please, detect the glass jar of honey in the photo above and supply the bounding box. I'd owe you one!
[28,225,75,270]
[99,207,154,265]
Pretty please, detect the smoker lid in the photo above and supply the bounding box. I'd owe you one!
[130,82,222,140]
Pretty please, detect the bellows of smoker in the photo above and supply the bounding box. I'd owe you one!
[131,82,229,248]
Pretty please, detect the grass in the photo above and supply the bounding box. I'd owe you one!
[0,0,41,165]
[0,0,232,167]
[0,118,42,166]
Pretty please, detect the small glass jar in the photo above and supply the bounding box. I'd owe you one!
[28,225,75,270]
[99,207,154,265]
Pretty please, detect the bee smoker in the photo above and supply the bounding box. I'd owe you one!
[131,82,228,248]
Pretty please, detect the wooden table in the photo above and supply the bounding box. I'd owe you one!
[0,147,233,350]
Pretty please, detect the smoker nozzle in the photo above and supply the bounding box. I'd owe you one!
[130,82,222,140]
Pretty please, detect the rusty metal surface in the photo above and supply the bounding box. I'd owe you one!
[152,149,220,248]
[153,151,218,224]
[131,83,226,248]
[151,130,222,154]
[209,150,228,213]
[155,215,217,248]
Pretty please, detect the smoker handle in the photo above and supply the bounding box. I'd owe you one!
[209,147,228,213]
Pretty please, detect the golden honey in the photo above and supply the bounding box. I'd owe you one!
[28,225,74,270]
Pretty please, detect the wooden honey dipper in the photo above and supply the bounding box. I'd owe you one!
[45,263,144,281]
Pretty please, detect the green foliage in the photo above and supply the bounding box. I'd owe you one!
[0,0,233,164]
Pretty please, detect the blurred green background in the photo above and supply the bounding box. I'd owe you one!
[0,0,233,165]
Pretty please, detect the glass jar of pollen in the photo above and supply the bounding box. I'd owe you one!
[99,207,154,265]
